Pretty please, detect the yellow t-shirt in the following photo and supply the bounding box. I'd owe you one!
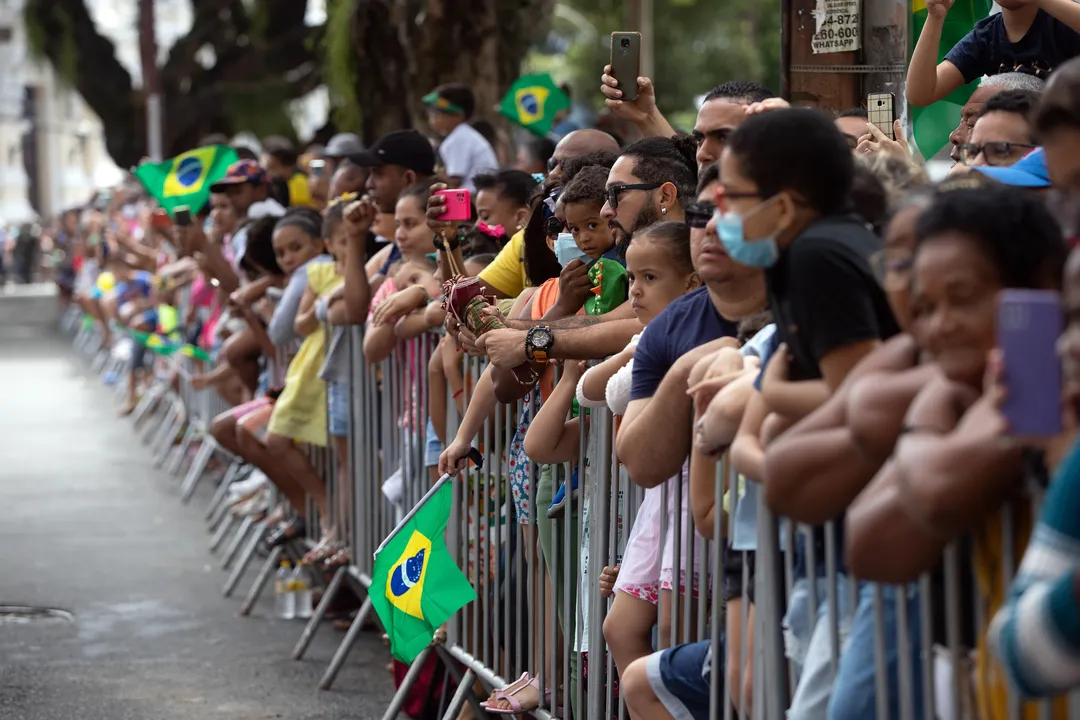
[287,171,314,208]
[478,229,527,297]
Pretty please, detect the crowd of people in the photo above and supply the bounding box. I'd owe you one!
[56,20,1080,719]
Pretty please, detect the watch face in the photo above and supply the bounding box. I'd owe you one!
[533,328,553,347]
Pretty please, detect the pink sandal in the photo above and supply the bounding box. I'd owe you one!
[479,673,541,715]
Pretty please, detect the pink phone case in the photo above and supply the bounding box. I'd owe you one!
[435,189,471,222]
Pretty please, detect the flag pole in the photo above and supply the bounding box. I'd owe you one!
[373,448,482,558]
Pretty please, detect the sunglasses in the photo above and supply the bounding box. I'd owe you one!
[958,141,1036,166]
[545,216,564,237]
[605,183,661,211]
[684,201,715,229]
[547,156,559,172]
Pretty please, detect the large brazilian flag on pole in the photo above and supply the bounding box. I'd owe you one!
[909,0,993,157]
[134,145,238,216]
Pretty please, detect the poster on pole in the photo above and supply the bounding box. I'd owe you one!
[811,0,862,54]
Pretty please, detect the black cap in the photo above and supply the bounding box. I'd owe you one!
[352,130,436,176]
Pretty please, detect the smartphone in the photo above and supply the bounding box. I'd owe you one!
[610,32,642,103]
[867,92,896,140]
[997,289,1064,436]
[309,159,326,178]
[151,210,172,229]
[174,206,192,227]
[435,188,471,222]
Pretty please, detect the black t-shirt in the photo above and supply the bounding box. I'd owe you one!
[765,214,900,383]
[945,9,1080,83]
[765,214,900,568]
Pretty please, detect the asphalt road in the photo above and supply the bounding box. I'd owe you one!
[0,292,395,720]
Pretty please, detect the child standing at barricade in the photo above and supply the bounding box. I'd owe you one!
[232,210,332,549]
[525,221,703,697]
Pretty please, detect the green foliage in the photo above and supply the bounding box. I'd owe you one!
[323,0,362,132]
[22,3,80,86]
[529,0,782,129]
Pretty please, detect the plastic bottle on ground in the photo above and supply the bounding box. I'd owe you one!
[292,564,313,619]
[274,560,295,620]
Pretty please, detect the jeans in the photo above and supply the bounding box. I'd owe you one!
[785,572,855,720]
[828,581,924,720]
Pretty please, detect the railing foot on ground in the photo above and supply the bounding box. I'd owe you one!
[292,564,348,660]
[223,521,267,598]
[209,514,237,552]
[318,589,375,690]
[221,516,254,570]
[240,545,282,617]
[206,464,245,524]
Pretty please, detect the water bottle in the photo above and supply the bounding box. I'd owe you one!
[292,564,313,619]
[274,560,295,620]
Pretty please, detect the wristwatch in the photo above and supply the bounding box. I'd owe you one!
[432,231,461,253]
[526,325,554,364]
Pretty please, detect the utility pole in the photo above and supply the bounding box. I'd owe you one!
[626,0,654,80]
[139,0,163,161]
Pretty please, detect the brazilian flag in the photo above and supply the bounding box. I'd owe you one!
[910,0,992,157]
[498,74,571,137]
[370,482,476,663]
[134,145,238,216]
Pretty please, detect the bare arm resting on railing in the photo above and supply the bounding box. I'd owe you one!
[893,375,1022,539]
[618,337,739,489]
[523,362,583,465]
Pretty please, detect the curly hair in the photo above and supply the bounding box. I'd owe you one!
[619,135,699,204]
[915,185,1066,290]
[558,165,609,209]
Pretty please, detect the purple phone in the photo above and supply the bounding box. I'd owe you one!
[997,289,1064,436]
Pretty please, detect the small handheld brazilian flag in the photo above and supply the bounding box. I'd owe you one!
[498,74,571,137]
[370,481,476,663]
[134,145,238,216]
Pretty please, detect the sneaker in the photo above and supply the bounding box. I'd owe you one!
[546,469,579,519]
[228,469,269,501]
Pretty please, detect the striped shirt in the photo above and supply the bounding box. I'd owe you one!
[989,438,1080,697]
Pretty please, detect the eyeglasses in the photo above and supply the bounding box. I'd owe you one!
[870,249,914,288]
[545,216,564,238]
[958,141,1036,166]
[684,201,715,229]
[606,183,662,211]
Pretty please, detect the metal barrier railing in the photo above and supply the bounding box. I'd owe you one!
[67,296,1080,719]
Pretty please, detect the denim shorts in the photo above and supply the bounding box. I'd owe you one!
[327,381,348,438]
[424,417,443,468]
[645,639,719,720]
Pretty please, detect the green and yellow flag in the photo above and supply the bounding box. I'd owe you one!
[134,145,238,216]
[910,0,992,157]
[370,482,476,663]
[498,74,571,137]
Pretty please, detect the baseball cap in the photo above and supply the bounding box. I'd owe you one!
[421,83,475,118]
[971,148,1050,188]
[323,132,364,160]
[209,159,268,192]
[352,129,436,176]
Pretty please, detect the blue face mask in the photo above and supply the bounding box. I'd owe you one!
[714,208,780,268]
[554,232,590,267]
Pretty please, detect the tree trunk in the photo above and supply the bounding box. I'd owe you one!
[24,0,324,168]
[346,0,556,145]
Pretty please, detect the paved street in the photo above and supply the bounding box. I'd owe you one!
[0,290,394,720]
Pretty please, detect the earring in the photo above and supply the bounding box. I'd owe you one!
[661,207,668,215]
